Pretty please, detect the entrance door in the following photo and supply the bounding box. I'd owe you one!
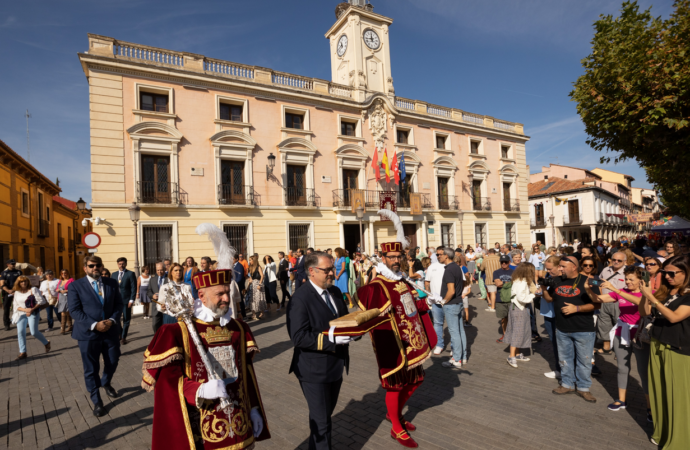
[286,165,306,206]
[343,224,361,256]
[535,232,546,245]
[342,169,359,207]
[220,160,245,205]
[141,155,171,203]
[403,224,417,249]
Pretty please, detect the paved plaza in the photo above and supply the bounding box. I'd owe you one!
[0,288,656,450]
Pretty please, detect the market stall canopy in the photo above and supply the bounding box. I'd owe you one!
[651,216,690,236]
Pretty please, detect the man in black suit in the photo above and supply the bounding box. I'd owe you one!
[147,262,169,333]
[290,249,307,291]
[68,255,123,417]
[232,254,247,318]
[278,251,291,308]
[113,257,137,345]
[287,251,352,450]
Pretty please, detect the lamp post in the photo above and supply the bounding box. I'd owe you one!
[356,203,365,255]
[76,197,86,211]
[549,214,555,248]
[128,202,141,277]
[266,153,276,181]
[457,211,464,249]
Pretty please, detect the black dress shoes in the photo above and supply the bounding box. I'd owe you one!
[93,403,106,417]
[104,385,119,398]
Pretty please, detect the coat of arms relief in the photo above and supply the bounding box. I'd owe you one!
[362,98,395,150]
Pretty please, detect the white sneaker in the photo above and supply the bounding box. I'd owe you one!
[484,307,493,312]
[506,357,518,368]
[442,359,462,369]
[515,353,530,362]
[432,346,443,355]
[544,370,561,379]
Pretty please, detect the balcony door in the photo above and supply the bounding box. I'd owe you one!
[535,204,544,225]
[472,180,482,209]
[438,177,449,209]
[403,224,417,249]
[141,155,171,203]
[287,164,306,206]
[503,182,512,210]
[342,169,358,206]
[568,200,580,222]
[221,160,245,204]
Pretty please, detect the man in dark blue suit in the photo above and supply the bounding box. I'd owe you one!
[68,255,124,417]
[233,254,247,318]
[290,248,307,291]
[287,251,351,450]
[113,257,137,345]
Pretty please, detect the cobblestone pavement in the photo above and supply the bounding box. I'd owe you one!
[0,287,656,449]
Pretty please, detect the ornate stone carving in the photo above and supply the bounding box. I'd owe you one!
[363,99,395,149]
[387,76,395,95]
[349,70,355,87]
[358,70,367,89]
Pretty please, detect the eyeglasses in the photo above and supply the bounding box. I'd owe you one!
[312,266,335,274]
[87,264,103,269]
[645,263,658,267]
[662,270,684,278]
[385,255,403,261]
[611,259,625,263]
[582,264,594,268]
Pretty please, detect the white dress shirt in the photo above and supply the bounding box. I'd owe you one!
[309,280,339,313]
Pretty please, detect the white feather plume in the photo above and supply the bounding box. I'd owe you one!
[195,223,235,270]
[377,209,410,249]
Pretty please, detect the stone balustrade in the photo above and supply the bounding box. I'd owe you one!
[86,34,524,135]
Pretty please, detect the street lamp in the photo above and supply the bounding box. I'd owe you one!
[76,197,87,211]
[549,214,555,247]
[457,211,464,249]
[356,203,365,255]
[266,153,276,181]
[128,202,141,277]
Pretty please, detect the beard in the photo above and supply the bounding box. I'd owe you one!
[388,262,401,273]
[323,276,334,289]
[208,301,230,318]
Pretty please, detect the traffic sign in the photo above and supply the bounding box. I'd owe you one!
[82,232,101,249]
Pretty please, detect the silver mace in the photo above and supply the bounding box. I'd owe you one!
[162,283,235,417]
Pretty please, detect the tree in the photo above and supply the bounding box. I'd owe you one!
[570,1,690,216]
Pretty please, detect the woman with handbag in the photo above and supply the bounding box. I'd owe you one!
[639,256,690,448]
[39,270,59,331]
[11,276,50,360]
[246,256,267,320]
[56,269,74,335]
[505,263,538,368]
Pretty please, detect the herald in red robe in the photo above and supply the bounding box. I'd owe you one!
[142,318,270,450]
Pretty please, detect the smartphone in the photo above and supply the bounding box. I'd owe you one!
[641,270,650,284]
[588,277,602,287]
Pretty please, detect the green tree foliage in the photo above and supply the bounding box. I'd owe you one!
[570,1,690,216]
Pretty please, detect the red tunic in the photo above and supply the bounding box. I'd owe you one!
[142,318,270,450]
[357,275,436,390]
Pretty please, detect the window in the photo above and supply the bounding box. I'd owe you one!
[503,182,513,211]
[396,129,409,144]
[58,256,63,272]
[38,193,44,220]
[223,224,248,256]
[285,112,304,130]
[534,204,545,225]
[435,135,447,149]
[40,247,45,269]
[23,245,30,265]
[438,177,450,209]
[220,160,246,205]
[46,206,50,221]
[140,92,169,113]
[288,224,311,251]
[0,245,8,267]
[501,146,510,159]
[544,175,548,180]
[441,224,453,248]
[474,224,487,247]
[21,191,29,215]
[140,155,172,204]
[564,175,568,179]
[142,225,173,274]
[286,165,308,206]
[470,141,480,154]
[341,120,357,137]
[220,103,243,122]
[505,223,516,245]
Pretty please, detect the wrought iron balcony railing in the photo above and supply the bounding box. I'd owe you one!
[563,214,583,225]
[438,194,459,211]
[38,219,50,237]
[472,197,491,211]
[503,199,520,212]
[137,181,179,204]
[531,217,546,228]
[285,187,319,207]
[218,185,257,206]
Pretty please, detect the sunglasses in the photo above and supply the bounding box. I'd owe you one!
[312,266,335,274]
[87,264,103,269]
[611,259,625,263]
[662,270,684,278]
[645,263,658,267]
[582,264,594,268]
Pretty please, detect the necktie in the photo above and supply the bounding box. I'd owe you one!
[118,271,123,283]
[322,290,337,316]
[158,276,163,288]
[93,281,105,319]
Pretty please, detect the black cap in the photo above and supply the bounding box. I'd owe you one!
[6,259,16,265]
[499,255,511,263]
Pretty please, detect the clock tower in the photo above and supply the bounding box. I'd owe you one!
[326,1,394,101]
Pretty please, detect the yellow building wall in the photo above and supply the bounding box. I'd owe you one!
[53,206,77,274]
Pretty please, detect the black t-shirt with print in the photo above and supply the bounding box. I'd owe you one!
[552,276,596,333]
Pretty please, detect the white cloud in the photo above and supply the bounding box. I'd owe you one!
[0,16,16,28]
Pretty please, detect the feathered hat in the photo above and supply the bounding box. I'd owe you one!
[192,223,236,290]
[377,209,410,253]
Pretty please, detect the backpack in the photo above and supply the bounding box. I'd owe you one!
[499,281,514,303]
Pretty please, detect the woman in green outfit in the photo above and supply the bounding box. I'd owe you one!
[638,255,690,449]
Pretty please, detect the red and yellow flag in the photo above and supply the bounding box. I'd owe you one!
[382,148,390,182]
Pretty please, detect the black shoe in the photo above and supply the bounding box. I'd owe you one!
[93,403,106,417]
[104,385,119,398]
[591,365,602,376]
[4,326,10,331]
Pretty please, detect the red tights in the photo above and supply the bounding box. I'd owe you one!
[386,381,422,433]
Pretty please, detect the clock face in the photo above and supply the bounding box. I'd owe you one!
[337,35,348,57]
[363,29,380,50]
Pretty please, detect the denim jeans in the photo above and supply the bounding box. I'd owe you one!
[555,329,595,391]
[16,313,48,353]
[44,305,58,329]
[443,303,467,362]
[431,304,445,349]
[542,317,560,372]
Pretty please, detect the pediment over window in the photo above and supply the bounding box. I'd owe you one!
[127,122,183,142]
[277,137,317,154]
[432,156,458,169]
[335,144,368,160]
[210,130,257,149]
[468,160,490,172]
[499,163,519,176]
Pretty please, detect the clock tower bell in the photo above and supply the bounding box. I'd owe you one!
[326,1,394,101]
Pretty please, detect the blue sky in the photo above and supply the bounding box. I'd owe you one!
[0,0,674,204]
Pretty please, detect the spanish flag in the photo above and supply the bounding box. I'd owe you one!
[382,148,390,182]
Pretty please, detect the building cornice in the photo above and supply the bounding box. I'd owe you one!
[528,185,620,201]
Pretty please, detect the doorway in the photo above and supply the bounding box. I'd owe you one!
[343,224,361,256]
[535,232,546,245]
[403,224,417,250]
[342,169,359,207]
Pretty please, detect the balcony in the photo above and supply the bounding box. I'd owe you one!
[438,194,459,211]
[331,189,431,210]
[137,181,179,204]
[285,187,320,207]
[503,199,520,212]
[472,197,492,211]
[531,217,546,228]
[38,219,50,238]
[68,239,74,251]
[218,185,258,206]
[58,237,65,252]
[563,214,583,226]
